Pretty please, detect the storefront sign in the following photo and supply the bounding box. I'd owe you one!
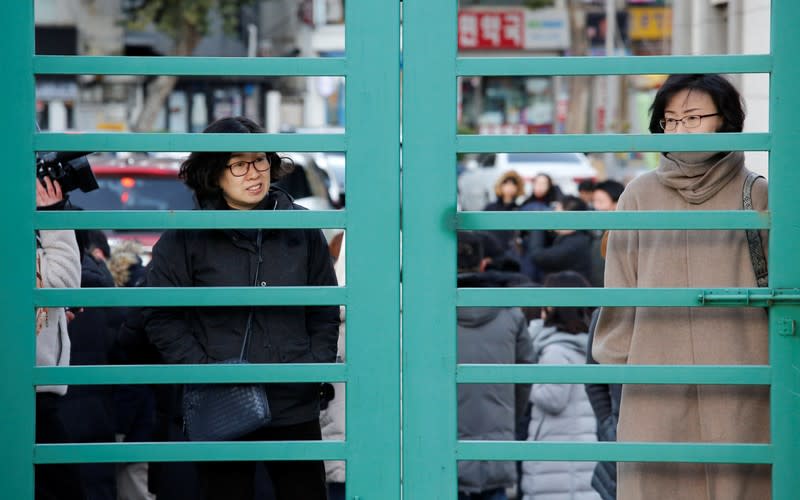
[629,6,672,40]
[459,8,569,51]
[458,10,525,50]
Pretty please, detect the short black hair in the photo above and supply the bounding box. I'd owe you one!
[84,230,110,258]
[559,195,588,212]
[179,116,293,202]
[649,74,745,134]
[593,180,625,203]
[457,232,485,272]
[542,271,592,334]
[577,179,595,192]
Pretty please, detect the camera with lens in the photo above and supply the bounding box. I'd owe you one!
[36,151,99,194]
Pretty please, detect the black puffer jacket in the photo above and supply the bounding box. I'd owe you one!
[144,188,340,426]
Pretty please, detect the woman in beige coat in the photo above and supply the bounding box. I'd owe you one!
[593,74,770,500]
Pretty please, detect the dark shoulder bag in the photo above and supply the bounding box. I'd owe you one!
[182,231,271,441]
[743,172,768,288]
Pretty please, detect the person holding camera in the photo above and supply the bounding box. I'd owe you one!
[35,175,84,499]
[143,116,340,500]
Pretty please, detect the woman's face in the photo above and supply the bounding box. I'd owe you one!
[500,179,518,201]
[592,190,616,211]
[218,152,271,210]
[663,89,723,134]
[532,175,551,198]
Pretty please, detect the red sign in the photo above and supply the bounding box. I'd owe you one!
[458,10,524,50]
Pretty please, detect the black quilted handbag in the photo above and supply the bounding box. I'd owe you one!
[182,359,271,441]
[182,234,272,441]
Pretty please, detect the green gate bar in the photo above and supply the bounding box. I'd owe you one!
[1,1,401,499]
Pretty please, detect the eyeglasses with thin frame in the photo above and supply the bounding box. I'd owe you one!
[226,155,271,177]
[659,113,719,131]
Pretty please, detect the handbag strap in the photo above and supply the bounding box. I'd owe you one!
[239,229,264,361]
[742,172,768,288]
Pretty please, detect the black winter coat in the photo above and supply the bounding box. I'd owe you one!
[144,188,340,426]
[529,230,593,283]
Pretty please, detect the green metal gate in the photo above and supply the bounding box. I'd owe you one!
[2,1,799,498]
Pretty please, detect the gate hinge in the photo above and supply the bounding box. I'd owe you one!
[777,318,796,336]
[698,288,800,307]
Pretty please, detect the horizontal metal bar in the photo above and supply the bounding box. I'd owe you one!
[35,210,346,230]
[456,133,770,153]
[457,210,770,230]
[456,364,770,385]
[456,288,770,307]
[457,441,772,464]
[35,441,348,464]
[34,55,347,77]
[34,363,347,386]
[457,54,772,76]
[35,286,346,307]
[700,289,800,305]
[34,132,346,152]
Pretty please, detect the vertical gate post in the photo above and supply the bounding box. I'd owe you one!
[345,1,402,498]
[402,1,459,498]
[0,2,36,498]
[769,1,800,498]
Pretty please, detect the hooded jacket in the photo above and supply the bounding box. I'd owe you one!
[521,320,600,500]
[456,271,535,494]
[144,188,340,426]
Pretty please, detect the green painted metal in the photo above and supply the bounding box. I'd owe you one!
[0,2,36,498]
[34,364,347,386]
[457,442,773,464]
[34,55,346,76]
[35,131,346,152]
[457,54,772,76]
[402,1,460,498]
[5,0,800,497]
[457,132,771,152]
[35,209,346,230]
[769,1,800,498]
[456,365,771,385]
[457,210,770,230]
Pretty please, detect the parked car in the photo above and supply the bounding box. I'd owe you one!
[457,152,597,211]
[69,151,339,260]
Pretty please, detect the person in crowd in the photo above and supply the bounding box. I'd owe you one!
[526,196,593,283]
[578,179,596,208]
[59,229,121,500]
[320,232,346,500]
[484,170,525,212]
[588,180,625,287]
[108,240,147,288]
[34,176,84,499]
[520,173,562,211]
[520,271,600,500]
[593,74,769,499]
[483,170,525,261]
[143,116,340,500]
[456,232,535,500]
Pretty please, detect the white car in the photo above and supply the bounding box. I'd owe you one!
[457,152,597,211]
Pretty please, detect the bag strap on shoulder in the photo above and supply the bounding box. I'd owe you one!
[743,172,768,288]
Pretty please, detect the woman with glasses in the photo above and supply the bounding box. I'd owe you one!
[593,75,769,500]
[143,116,339,500]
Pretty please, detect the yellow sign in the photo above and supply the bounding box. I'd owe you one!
[629,7,672,41]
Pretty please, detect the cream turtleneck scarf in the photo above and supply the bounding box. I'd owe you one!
[655,150,744,204]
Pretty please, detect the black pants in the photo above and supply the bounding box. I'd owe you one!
[35,393,86,500]
[198,419,327,500]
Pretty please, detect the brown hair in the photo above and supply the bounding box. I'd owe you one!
[493,170,525,200]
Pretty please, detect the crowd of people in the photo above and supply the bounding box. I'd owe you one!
[33,74,768,500]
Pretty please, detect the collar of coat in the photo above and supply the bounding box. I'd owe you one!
[656,150,744,204]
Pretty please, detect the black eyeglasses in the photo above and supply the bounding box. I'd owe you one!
[226,156,270,177]
[659,113,719,131]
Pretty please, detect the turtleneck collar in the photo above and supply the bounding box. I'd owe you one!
[655,150,744,204]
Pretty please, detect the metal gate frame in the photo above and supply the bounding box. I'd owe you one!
[2,0,800,498]
[1,1,400,499]
[402,0,799,498]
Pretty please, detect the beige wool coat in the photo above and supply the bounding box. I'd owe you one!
[593,152,770,500]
